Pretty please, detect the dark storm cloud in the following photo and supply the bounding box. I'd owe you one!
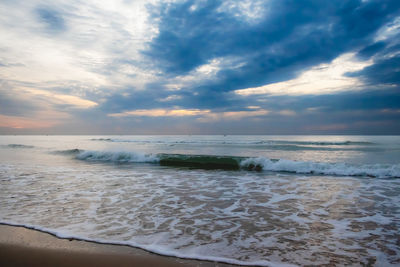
[95,0,397,136]
[347,16,400,87]
[145,0,400,93]
[356,41,387,59]
[260,88,400,112]
[210,88,400,134]
[350,54,400,85]
[98,83,248,114]
[349,35,400,86]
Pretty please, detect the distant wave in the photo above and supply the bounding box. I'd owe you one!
[89,139,378,152]
[53,149,83,155]
[90,138,375,146]
[90,138,113,141]
[3,144,35,149]
[270,140,375,146]
[57,149,400,178]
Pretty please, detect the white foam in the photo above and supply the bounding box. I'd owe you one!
[0,221,296,267]
[240,157,400,178]
[76,150,159,163]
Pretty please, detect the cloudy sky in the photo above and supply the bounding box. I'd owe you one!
[1,0,399,134]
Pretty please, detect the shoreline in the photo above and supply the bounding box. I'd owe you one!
[0,224,234,267]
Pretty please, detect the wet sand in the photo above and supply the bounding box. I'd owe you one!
[0,224,233,267]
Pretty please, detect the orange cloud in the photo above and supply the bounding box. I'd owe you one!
[23,88,98,109]
[108,109,211,117]
[0,114,57,129]
[109,108,270,122]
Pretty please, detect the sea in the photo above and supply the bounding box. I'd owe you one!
[0,135,399,266]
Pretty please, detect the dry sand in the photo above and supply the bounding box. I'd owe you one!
[0,224,234,267]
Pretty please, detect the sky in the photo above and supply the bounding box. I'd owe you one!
[0,0,400,135]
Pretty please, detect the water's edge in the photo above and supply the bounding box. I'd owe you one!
[0,221,294,267]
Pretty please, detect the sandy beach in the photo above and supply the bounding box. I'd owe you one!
[0,224,232,267]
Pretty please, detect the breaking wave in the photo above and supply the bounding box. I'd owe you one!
[75,150,159,163]
[56,149,400,178]
[240,158,400,178]
[4,144,35,149]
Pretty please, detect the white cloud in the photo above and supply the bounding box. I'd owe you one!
[375,16,400,42]
[22,87,98,109]
[218,0,267,24]
[158,95,182,102]
[0,0,161,91]
[235,53,373,96]
[164,56,246,91]
[0,0,169,131]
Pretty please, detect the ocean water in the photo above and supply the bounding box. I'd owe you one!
[0,135,399,266]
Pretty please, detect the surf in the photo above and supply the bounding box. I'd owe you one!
[55,149,400,178]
